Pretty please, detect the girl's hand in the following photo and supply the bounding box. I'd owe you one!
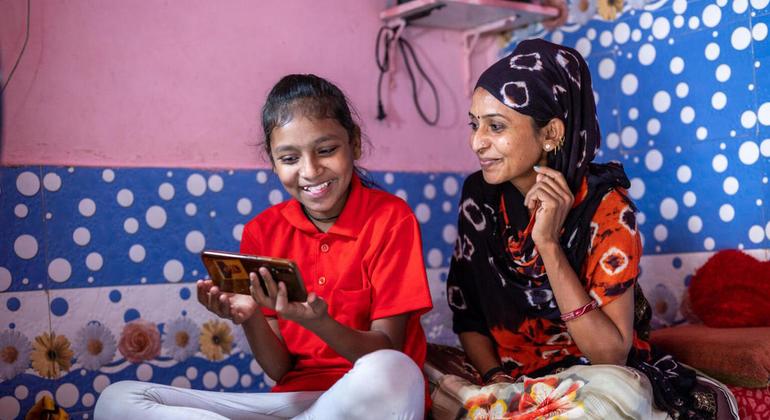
[250,268,329,324]
[196,279,259,324]
[524,165,574,246]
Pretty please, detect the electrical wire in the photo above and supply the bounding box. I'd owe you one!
[376,26,394,121]
[1,0,31,95]
[375,25,440,126]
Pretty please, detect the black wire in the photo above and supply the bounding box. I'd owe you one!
[397,37,440,126]
[375,25,440,126]
[375,26,393,121]
[1,0,31,95]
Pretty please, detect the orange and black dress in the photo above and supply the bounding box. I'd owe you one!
[447,168,723,419]
[449,38,735,419]
[447,37,736,420]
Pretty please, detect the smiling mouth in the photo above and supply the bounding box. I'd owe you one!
[301,180,333,194]
[479,158,501,168]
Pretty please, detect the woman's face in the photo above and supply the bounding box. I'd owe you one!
[468,88,546,190]
[270,116,359,220]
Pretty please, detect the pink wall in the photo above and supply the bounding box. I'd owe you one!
[0,0,500,172]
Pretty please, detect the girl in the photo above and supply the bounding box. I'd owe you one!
[95,74,432,419]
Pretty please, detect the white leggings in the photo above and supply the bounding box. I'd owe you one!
[94,349,425,420]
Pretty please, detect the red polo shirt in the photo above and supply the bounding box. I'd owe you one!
[240,175,433,393]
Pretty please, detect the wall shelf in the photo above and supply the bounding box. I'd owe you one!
[380,1,560,95]
[380,0,559,32]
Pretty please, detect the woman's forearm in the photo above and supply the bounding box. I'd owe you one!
[459,331,502,376]
[537,241,632,365]
[242,312,293,382]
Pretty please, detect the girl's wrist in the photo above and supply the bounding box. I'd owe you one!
[296,311,329,330]
[242,310,267,328]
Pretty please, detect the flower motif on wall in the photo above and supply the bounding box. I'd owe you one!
[118,319,161,363]
[569,0,597,25]
[597,0,624,21]
[200,319,233,361]
[163,317,199,362]
[30,332,73,379]
[0,329,32,380]
[73,321,117,370]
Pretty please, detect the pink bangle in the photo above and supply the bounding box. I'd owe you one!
[560,300,599,322]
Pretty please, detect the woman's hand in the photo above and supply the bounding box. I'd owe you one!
[524,165,574,246]
[486,372,516,385]
[250,268,329,325]
[196,279,259,324]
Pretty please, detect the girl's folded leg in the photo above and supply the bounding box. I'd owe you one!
[94,380,324,420]
[295,349,425,420]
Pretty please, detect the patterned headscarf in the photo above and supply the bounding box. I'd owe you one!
[475,38,600,194]
[474,38,632,285]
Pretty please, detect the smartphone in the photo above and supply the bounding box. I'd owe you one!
[200,250,308,302]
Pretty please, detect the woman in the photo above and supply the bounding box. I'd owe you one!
[95,74,432,419]
[447,39,737,419]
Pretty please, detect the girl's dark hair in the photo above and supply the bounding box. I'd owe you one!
[261,74,377,188]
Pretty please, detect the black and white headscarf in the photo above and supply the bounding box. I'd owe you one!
[476,38,604,194]
[475,38,631,276]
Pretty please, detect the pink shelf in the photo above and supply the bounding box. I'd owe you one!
[380,0,559,31]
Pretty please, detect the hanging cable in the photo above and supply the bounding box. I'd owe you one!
[1,0,31,95]
[375,26,394,121]
[375,25,440,126]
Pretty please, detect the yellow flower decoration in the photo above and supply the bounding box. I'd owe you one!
[199,320,233,361]
[30,332,73,379]
[597,0,624,21]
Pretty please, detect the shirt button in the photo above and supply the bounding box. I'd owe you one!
[320,243,330,253]
[318,276,326,285]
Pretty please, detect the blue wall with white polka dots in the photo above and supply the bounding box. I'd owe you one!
[0,168,465,418]
[505,0,770,255]
[1,0,769,418]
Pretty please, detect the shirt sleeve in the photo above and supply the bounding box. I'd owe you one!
[447,183,491,336]
[584,189,642,307]
[367,213,433,320]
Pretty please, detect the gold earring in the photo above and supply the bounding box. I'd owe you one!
[556,136,565,150]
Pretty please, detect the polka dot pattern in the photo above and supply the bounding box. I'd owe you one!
[3,3,770,415]
[502,0,770,255]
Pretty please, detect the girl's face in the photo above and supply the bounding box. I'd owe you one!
[468,88,546,191]
[270,116,360,220]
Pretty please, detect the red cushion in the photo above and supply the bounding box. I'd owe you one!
[728,386,770,419]
[688,250,770,328]
[649,324,770,389]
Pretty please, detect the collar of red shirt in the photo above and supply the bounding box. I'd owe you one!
[279,174,364,238]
